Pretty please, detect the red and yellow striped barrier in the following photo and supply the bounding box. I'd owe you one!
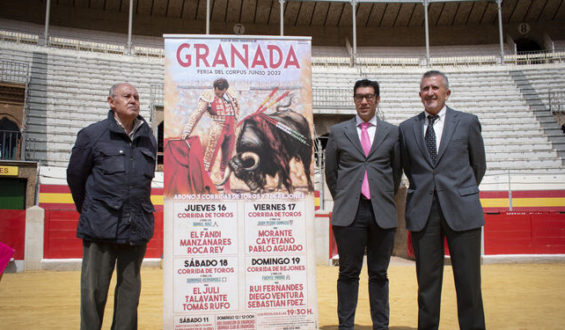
[38,184,564,212]
[39,185,164,211]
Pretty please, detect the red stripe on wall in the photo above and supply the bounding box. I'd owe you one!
[511,190,565,198]
[506,206,565,212]
[40,184,164,195]
[40,203,76,211]
[40,185,71,193]
[39,184,165,211]
[40,202,163,212]
[480,190,565,198]
[480,191,508,198]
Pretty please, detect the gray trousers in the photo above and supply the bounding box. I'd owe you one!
[411,196,485,330]
[81,240,147,330]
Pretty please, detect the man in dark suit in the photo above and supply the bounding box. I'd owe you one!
[325,79,402,329]
[399,70,487,330]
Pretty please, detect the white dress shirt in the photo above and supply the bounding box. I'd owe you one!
[355,115,377,146]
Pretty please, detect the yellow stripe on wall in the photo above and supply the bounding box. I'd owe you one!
[479,198,509,207]
[480,198,565,208]
[39,193,75,204]
[39,193,164,206]
[151,195,164,206]
[511,198,565,207]
[35,194,565,209]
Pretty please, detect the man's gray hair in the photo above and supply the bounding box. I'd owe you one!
[109,83,126,97]
[422,70,449,89]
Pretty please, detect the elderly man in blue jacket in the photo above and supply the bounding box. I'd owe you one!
[67,82,157,330]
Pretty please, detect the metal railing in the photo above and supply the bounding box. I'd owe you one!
[0,59,30,85]
[150,84,164,108]
[312,88,384,119]
[319,49,565,68]
[48,36,126,54]
[2,28,565,67]
[312,88,352,109]
[314,136,327,210]
[0,30,39,45]
[505,49,565,65]
[478,171,565,211]
[549,90,565,112]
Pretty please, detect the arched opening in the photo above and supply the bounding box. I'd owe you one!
[515,38,543,54]
[0,117,20,160]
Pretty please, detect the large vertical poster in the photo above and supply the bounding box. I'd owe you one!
[163,35,317,329]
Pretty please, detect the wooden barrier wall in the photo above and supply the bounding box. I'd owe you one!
[484,212,565,254]
[42,210,164,259]
[1,185,564,262]
[0,210,25,260]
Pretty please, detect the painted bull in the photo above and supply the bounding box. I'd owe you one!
[222,109,314,193]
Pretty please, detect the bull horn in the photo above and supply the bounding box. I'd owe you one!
[240,152,260,171]
[215,165,232,187]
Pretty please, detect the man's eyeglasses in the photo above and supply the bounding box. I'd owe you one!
[354,94,376,102]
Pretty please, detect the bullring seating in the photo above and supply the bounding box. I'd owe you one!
[1,30,564,174]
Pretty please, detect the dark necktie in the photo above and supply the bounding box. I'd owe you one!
[425,115,439,163]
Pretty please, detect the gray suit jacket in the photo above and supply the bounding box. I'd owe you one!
[325,117,402,229]
[399,107,487,232]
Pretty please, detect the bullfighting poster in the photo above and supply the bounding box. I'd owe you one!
[163,35,317,329]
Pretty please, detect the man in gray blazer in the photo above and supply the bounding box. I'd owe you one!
[325,79,401,329]
[399,70,486,330]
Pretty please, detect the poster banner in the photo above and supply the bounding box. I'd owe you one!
[163,35,317,329]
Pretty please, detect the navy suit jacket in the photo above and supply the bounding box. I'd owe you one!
[399,107,487,232]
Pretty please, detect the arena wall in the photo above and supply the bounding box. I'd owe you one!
[1,15,565,271]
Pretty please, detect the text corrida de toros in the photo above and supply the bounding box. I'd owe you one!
[176,43,301,69]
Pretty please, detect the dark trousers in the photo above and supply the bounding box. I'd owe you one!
[332,198,396,330]
[81,240,147,330]
[411,197,485,330]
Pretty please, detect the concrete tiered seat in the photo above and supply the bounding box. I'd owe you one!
[312,64,565,173]
[511,66,565,109]
[0,42,163,167]
[507,66,565,160]
[1,30,565,174]
[357,44,511,59]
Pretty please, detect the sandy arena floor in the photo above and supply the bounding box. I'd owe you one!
[1,259,564,329]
